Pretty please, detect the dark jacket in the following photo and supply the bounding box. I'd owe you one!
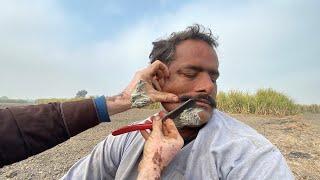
[0,99,100,167]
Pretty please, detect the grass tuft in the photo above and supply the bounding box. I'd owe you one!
[217,88,300,116]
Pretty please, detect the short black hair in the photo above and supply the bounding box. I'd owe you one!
[149,24,218,64]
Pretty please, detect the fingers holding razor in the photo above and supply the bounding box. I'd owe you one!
[139,112,184,170]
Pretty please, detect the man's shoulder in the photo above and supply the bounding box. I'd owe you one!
[207,110,274,150]
[195,110,293,179]
[195,110,281,172]
[105,126,144,147]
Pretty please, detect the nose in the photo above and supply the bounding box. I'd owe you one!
[195,72,215,94]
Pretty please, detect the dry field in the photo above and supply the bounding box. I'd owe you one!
[0,106,319,179]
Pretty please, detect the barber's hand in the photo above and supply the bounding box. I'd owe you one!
[123,60,179,108]
[106,60,178,116]
[137,111,184,179]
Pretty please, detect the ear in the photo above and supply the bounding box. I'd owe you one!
[161,63,173,90]
[152,76,162,91]
[159,69,171,91]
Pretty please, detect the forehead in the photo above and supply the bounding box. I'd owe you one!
[171,39,219,69]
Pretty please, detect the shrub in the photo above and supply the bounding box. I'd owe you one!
[296,104,320,114]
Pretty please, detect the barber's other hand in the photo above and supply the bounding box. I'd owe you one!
[123,60,179,108]
[138,111,184,178]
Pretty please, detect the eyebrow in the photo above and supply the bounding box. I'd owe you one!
[181,65,220,77]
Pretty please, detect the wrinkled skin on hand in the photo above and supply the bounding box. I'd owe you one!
[130,80,152,108]
[137,111,184,179]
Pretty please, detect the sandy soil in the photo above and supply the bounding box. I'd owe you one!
[0,106,319,179]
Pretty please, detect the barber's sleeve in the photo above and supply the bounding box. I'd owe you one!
[0,96,109,167]
[226,146,294,180]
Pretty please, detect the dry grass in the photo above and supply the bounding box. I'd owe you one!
[217,89,318,116]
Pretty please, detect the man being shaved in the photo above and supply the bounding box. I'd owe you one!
[62,24,294,180]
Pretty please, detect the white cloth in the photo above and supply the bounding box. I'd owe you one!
[62,109,294,180]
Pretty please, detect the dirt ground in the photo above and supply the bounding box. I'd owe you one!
[0,106,319,179]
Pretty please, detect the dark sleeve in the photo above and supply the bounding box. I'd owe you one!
[0,99,100,167]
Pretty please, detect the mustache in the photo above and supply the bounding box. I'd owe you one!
[179,94,217,109]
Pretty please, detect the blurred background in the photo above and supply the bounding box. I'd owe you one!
[0,0,319,107]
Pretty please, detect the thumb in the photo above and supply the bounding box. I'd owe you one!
[151,115,163,136]
[163,119,180,138]
[151,91,179,103]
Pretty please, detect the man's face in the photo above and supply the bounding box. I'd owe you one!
[161,39,219,126]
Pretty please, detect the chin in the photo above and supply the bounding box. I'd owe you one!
[162,102,213,117]
[197,110,213,124]
[164,101,214,128]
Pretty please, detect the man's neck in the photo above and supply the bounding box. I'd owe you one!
[178,126,204,145]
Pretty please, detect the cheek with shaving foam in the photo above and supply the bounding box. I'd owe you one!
[173,108,206,128]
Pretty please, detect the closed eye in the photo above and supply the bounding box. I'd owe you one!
[178,66,219,82]
[184,72,197,78]
[178,69,199,79]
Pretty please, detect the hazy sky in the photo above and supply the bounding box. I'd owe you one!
[0,0,319,104]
